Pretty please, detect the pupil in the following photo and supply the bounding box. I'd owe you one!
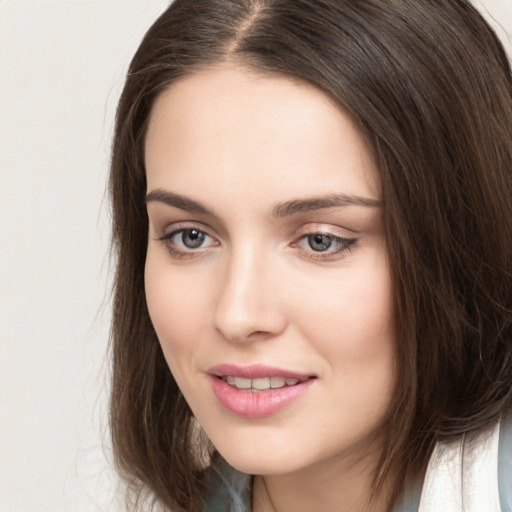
[182,229,204,248]
[309,234,332,251]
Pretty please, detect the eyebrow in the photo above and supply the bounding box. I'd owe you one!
[146,189,382,218]
[272,194,382,217]
[146,189,214,215]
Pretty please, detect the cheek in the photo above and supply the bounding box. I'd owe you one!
[345,268,395,373]
[298,254,396,414]
[144,252,210,367]
[298,260,394,349]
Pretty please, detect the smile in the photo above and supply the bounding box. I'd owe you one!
[208,364,316,417]
[222,375,309,391]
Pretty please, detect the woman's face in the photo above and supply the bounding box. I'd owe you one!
[144,65,395,477]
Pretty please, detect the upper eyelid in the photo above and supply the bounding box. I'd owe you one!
[293,223,357,239]
[294,232,356,249]
[154,220,356,244]
[158,221,216,238]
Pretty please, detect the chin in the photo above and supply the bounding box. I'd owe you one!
[210,432,311,476]
[220,452,298,476]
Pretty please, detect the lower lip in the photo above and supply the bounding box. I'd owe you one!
[210,376,314,418]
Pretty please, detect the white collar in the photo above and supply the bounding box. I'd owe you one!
[419,420,502,512]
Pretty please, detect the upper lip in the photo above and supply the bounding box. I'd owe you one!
[208,363,314,380]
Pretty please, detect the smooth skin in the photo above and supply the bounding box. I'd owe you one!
[144,64,396,512]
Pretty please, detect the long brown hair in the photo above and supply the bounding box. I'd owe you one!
[109,1,512,510]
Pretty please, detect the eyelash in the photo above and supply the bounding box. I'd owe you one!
[293,232,356,261]
[158,225,218,260]
[157,225,357,261]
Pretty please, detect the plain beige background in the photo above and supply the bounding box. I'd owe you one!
[0,2,168,510]
[0,1,510,510]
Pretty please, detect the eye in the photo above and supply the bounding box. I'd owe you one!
[176,229,207,249]
[295,232,356,260]
[307,234,335,252]
[158,227,217,257]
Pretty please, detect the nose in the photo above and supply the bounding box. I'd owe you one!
[212,245,287,344]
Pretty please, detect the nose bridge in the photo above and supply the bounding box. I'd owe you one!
[213,239,285,343]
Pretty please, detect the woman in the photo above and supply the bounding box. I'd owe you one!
[108,1,512,510]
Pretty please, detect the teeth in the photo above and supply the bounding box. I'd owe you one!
[224,375,307,391]
[252,377,270,390]
[233,377,251,389]
[270,376,285,388]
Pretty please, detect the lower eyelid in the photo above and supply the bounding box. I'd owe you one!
[157,228,219,258]
[155,225,355,258]
[296,234,357,256]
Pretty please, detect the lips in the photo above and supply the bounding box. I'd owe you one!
[208,364,316,418]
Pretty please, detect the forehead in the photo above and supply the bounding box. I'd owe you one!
[145,64,380,204]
